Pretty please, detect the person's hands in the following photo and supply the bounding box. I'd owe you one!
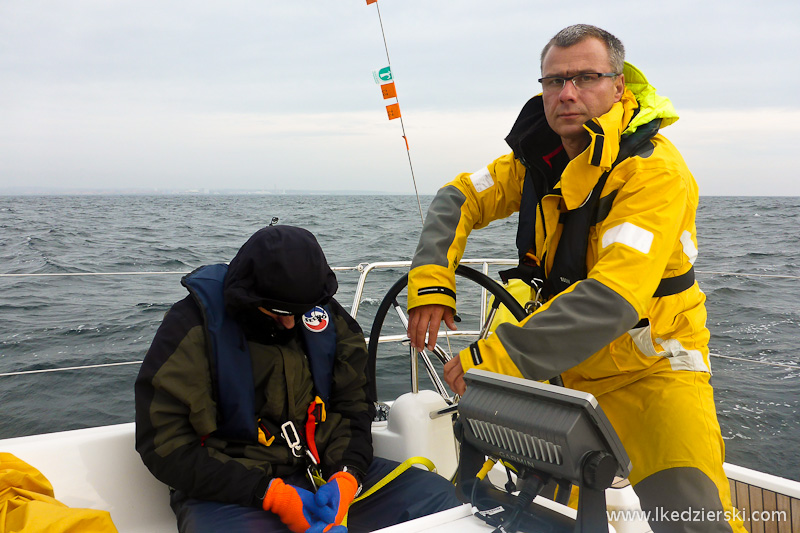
[407,304,457,351]
[443,354,466,395]
[313,471,359,531]
[262,478,324,533]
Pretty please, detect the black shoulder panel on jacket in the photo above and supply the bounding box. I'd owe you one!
[504,95,563,170]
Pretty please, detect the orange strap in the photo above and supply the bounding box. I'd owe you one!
[304,396,326,464]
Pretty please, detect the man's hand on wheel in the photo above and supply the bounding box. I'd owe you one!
[407,304,457,351]
[443,355,466,395]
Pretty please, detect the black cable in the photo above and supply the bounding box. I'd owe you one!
[470,478,505,530]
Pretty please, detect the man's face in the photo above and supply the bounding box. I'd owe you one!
[541,37,625,148]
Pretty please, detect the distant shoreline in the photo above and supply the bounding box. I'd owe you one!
[0,188,795,198]
[0,188,412,196]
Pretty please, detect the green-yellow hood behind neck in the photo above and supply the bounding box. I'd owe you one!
[624,62,679,133]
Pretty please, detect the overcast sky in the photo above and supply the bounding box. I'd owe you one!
[2,0,799,196]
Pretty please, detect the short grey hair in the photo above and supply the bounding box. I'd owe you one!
[540,24,625,74]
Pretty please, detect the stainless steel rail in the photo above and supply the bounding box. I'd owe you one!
[1,261,796,379]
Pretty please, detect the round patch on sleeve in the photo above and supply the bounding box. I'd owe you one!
[302,306,329,332]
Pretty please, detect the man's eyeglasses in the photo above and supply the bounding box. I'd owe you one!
[538,72,619,92]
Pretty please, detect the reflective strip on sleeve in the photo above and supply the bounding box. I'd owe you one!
[469,342,483,366]
[469,167,494,193]
[680,230,698,264]
[417,286,456,299]
[601,222,654,254]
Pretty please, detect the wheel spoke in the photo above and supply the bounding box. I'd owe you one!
[367,265,531,404]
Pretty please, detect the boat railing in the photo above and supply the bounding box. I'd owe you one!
[347,258,516,340]
[0,258,515,379]
[1,261,798,379]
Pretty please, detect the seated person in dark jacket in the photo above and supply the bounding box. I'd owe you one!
[135,225,460,533]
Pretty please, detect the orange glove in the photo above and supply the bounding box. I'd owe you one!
[313,471,359,530]
[262,478,322,533]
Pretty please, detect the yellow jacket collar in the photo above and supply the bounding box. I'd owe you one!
[558,62,679,210]
[559,90,637,209]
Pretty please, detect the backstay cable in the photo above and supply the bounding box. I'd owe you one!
[370,1,425,225]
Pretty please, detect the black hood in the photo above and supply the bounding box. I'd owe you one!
[223,225,338,318]
[504,95,564,171]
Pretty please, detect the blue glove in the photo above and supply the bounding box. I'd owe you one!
[262,478,326,533]
[313,471,359,531]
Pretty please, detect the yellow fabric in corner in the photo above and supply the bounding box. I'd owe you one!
[0,453,118,533]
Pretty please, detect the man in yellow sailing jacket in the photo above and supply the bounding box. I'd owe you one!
[407,24,745,533]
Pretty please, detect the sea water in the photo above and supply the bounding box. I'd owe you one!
[0,194,798,481]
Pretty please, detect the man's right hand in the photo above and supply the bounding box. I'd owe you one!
[407,304,458,351]
[443,354,467,396]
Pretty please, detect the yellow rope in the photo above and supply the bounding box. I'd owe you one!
[341,456,437,527]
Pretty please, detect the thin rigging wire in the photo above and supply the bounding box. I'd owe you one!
[373,1,425,226]
[1,268,797,375]
[1,352,796,378]
[2,270,798,279]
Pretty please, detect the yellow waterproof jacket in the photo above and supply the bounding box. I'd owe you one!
[0,453,117,533]
[408,64,709,398]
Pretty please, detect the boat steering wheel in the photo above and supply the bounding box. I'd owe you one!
[366,264,530,404]
[367,264,571,507]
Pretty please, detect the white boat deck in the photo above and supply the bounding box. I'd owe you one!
[2,424,173,533]
[0,422,575,533]
[3,384,603,533]
[4,411,799,532]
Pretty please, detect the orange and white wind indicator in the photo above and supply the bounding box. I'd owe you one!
[367,0,423,222]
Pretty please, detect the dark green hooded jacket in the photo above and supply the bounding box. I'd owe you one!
[135,226,373,507]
